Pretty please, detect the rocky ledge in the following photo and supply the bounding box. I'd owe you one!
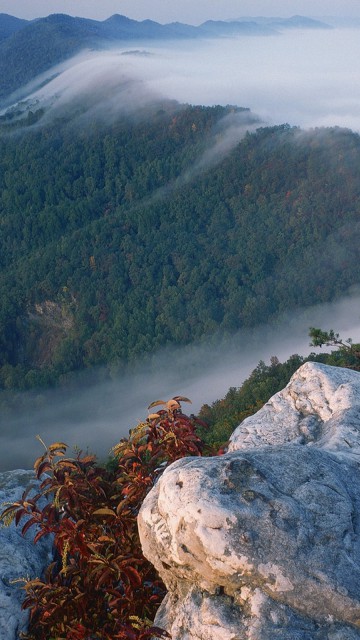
[0,470,53,639]
[138,362,360,639]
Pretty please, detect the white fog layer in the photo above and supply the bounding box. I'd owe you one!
[1,293,360,471]
[1,19,360,472]
[9,28,360,132]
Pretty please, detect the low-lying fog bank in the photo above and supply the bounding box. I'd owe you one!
[8,27,360,132]
[1,291,359,471]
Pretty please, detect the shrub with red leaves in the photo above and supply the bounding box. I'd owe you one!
[1,397,211,640]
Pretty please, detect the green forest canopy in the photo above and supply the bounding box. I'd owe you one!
[1,101,360,392]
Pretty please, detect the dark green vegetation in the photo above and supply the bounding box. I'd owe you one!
[1,102,360,392]
[198,337,360,448]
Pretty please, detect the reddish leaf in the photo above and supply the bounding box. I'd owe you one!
[123,566,142,587]
[37,460,52,477]
[33,528,51,544]
[21,517,38,536]
[48,442,68,452]
[92,508,116,517]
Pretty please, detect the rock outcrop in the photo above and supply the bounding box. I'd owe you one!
[0,470,53,639]
[138,363,360,639]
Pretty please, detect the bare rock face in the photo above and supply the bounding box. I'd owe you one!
[138,363,360,639]
[228,361,360,457]
[0,470,53,639]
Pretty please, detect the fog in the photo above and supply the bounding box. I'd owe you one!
[1,292,360,472]
[3,26,360,471]
[9,27,360,132]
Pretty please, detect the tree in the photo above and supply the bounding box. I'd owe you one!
[309,327,360,370]
[309,327,353,350]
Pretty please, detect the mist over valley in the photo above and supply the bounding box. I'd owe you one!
[3,24,360,131]
[1,11,360,470]
[2,293,360,471]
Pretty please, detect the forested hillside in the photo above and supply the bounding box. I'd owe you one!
[1,102,360,391]
[0,13,28,42]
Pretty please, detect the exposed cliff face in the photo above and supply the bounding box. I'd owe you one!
[22,299,75,368]
[0,470,53,639]
[138,363,360,639]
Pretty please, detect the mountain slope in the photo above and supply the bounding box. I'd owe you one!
[198,20,277,36]
[0,105,359,390]
[231,15,332,29]
[0,13,29,41]
[0,14,105,104]
[0,12,332,105]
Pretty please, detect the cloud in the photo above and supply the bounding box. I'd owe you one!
[5,26,360,133]
[190,109,262,171]
[19,51,164,125]
[2,27,360,470]
[1,291,360,471]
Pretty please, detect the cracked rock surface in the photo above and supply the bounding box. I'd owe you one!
[0,470,53,640]
[228,362,360,457]
[138,363,360,639]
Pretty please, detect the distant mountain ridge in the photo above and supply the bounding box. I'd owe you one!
[230,15,333,29]
[0,13,28,41]
[0,12,332,105]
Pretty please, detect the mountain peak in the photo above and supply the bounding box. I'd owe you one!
[103,14,138,24]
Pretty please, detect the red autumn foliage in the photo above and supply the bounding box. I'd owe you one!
[1,397,212,640]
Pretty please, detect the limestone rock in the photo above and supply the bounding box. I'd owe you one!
[228,361,360,457]
[138,363,360,639]
[0,470,53,639]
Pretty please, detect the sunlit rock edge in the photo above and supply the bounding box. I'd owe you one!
[139,363,360,639]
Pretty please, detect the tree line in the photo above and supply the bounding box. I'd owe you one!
[1,102,360,392]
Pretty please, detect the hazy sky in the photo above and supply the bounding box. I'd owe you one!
[1,0,360,23]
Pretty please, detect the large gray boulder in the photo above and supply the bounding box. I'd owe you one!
[0,470,53,639]
[138,363,360,639]
[228,361,360,458]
